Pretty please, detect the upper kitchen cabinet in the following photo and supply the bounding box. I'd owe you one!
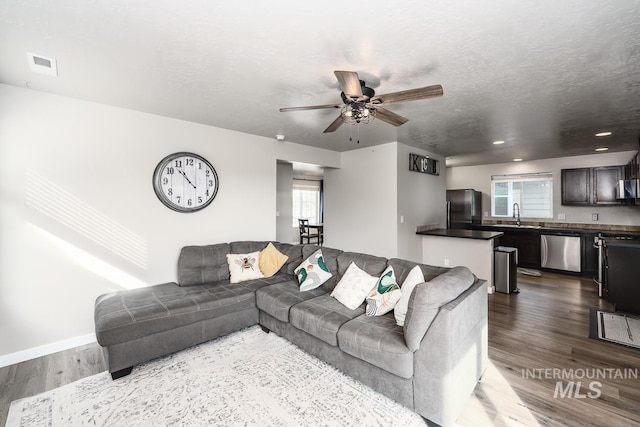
[561,166,624,205]
[561,168,590,205]
[593,166,623,204]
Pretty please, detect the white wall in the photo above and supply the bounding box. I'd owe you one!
[396,143,447,262]
[324,142,446,261]
[324,143,398,257]
[0,84,340,363]
[275,162,293,243]
[446,152,640,226]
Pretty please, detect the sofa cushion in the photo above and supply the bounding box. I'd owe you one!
[177,243,230,286]
[272,243,304,275]
[259,242,289,277]
[94,281,256,346]
[388,258,449,284]
[230,241,269,254]
[255,280,327,322]
[289,295,365,346]
[337,252,388,279]
[403,266,476,351]
[338,312,413,379]
[236,273,291,293]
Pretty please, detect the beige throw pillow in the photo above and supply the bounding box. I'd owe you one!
[259,242,289,277]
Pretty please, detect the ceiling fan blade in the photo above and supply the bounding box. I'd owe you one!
[323,115,344,133]
[373,106,409,127]
[334,71,363,98]
[371,84,443,104]
[279,104,342,112]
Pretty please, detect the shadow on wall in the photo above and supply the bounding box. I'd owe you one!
[25,223,147,290]
[24,169,148,290]
[26,169,148,269]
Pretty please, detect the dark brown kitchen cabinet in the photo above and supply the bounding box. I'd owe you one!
[561,166,624,205]
[581,232,599,279]
[497,229,541,269]
[592,166,623,204]
[561,168,590,205]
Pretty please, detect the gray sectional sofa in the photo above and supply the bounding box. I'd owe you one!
[94,241,488,427]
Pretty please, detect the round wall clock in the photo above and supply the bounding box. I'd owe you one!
[152,152,219,213]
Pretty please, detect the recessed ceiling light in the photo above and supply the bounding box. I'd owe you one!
[595,132,612,137]
[513,158,523,162]
[492,140,505,145]
[595,147,609,152]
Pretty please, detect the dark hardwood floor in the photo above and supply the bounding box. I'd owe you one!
[1,272,639,426]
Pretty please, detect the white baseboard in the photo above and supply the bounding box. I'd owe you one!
[0,333,97,368]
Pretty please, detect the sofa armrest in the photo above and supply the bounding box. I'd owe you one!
[412,278,488,427]
[403,266,475,351]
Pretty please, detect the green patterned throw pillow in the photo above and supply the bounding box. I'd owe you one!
[366,266,402,316]
[294,249,332,291]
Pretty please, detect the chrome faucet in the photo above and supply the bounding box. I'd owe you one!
[513,202,521,226]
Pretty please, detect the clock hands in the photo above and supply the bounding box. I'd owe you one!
[177,168,196,189]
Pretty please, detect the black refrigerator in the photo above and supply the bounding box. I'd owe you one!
[446,189,482,229]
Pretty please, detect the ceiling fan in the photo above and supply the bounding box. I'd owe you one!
[279,71,443,136]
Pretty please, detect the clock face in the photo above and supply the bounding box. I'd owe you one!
[152,152,219,212]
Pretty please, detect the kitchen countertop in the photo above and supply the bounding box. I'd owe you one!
[416,228,503,240]
[479,220,640,234]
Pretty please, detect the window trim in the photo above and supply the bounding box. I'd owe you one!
[491,172,553,219]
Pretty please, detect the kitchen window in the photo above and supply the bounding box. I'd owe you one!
[491,172,553,218]
[292,179,322,226]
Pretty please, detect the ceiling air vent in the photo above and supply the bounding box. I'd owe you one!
[27,52,58,77]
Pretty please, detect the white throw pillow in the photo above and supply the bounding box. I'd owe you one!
[366,266,402,316]
[294,249,332,291]
[394,265,425,326]
[227,251,264,283]
[331,262,378,310]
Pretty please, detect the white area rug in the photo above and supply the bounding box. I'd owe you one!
[7,326,425,426]
[596,311,640,349]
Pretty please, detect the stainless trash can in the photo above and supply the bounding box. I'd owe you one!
[494,246,519,294]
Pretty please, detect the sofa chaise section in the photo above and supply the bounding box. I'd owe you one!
[94,281,259,378]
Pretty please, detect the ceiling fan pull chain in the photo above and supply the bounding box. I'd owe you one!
[357,123,360,144]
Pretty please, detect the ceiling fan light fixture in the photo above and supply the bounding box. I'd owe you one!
[340,104,375,126]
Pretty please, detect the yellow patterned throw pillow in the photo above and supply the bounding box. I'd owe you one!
[227,251,264,283]
[366,266,402,316]
[259,242,289,277]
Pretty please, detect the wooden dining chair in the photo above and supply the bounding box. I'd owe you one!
[298,219,322,245]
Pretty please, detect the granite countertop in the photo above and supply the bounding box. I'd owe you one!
[416,228,503,240]
[480,220,640,234]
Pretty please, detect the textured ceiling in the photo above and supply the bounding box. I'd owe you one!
[1,0,639,166]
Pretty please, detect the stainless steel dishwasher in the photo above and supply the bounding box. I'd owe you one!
[540,232,581,272]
